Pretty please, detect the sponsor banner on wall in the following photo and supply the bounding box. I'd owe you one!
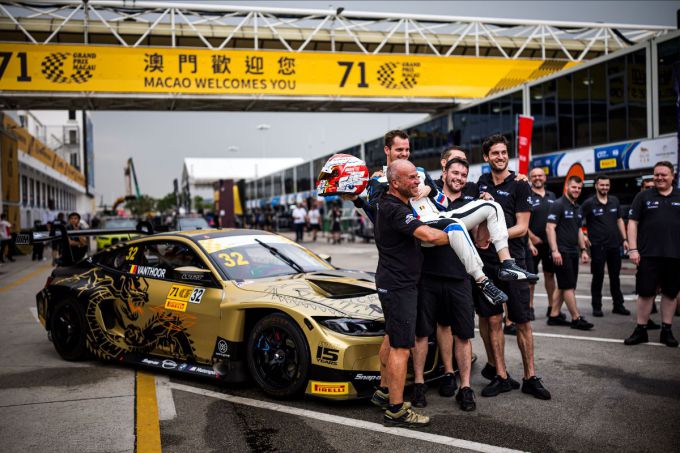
[0,43,575,99]
[1,114,86,187]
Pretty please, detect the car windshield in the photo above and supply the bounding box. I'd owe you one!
[103,218,137,229]
[178,217,209,230]
[199,235,332,280]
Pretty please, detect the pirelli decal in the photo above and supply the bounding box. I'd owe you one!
[309,381,349,396]
[164,284,205,312]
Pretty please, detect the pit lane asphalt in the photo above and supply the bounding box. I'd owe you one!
[0,233,678,453]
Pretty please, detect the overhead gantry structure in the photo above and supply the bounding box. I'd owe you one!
[0,1,672,112]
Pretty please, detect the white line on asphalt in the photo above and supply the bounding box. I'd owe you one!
[168,382,525,453]
[531,331,664,346]
[155,375,177,421]
[28,307,39,323]
[535,292,637,301]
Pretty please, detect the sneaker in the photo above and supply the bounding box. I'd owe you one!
[455,386,476,411]
[546,307,567,320]
[571,316,594,330]
[521,376,551,400]
[439,373,456,397]
[481,375,514,397]
[371,388,389,409]
[477,278,508,305]
[506,373,521,390]
[481,363,496,381]
[498,259,539,283]
[624,325,648,345]
[529,307,535,321]
[503,322,517,336]
[411,383,427,408]
[547,315,571,326]
[383,402,430,428]
[647,319,661,330]
[592,308,604,317]
[660,328,679,348]
[612,305,631,316]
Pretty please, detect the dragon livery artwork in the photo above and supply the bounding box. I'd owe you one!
[34,228,445,400]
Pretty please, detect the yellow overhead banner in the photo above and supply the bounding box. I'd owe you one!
[0,44,576,99]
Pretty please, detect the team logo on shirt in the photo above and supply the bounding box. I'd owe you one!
[405,214,416,224]
[547,214,557,221]
[645,200,659,209]
[496,190,510,197]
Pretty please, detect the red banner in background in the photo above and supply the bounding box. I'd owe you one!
[516,115,534,176]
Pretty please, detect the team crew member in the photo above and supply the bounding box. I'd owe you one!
[374,160,452,428]
[435,146,480,200]
[526,168,557,319]
[354,130,536,305]
[411,157,477,411]
[581,175,630,317]
[637,178,662,327]
[624,161,680,347]
[291,202,307,243]
[474,134,551,400]
[307,202,321,242]
[545,177,593,330]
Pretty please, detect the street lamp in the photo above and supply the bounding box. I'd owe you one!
[255,123,270,183]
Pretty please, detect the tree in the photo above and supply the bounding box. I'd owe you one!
[126,195,156,217]
[157,192,178,214]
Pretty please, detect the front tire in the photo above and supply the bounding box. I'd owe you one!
[246,313,310,398]
[50,299,89,361]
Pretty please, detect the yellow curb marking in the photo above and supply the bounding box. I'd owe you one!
[136,371,161,453]
[0,263,52,293]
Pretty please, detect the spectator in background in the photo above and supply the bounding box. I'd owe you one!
[291,202,307,243]
[66,212,88,262]
[0,213,15,263]
[330,203,342,244]
[307,202,321,242]
[32,220,47,261]
[51,213,66,265]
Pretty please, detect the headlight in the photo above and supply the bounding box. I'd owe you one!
[314,317,384,336]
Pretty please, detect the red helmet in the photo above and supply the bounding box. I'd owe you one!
[316,154,369,197]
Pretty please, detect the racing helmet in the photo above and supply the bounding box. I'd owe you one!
[316,153,369,197]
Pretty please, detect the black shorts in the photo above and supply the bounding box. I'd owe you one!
[416,275,474,340]
[527,242,554,275]
[554,251,579,290]
[378,286,418,349]
[636,257,680,299]
[309,223,321,231]
[474,261,531,324]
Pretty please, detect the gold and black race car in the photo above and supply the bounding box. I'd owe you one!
[32,227,442,400]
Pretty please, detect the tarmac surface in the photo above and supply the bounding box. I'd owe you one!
[0,231,678,453]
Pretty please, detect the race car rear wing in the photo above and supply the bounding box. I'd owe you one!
[15,221,154,266]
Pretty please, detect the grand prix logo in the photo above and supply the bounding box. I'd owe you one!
[376,61,421,90]
[41,52,96,84]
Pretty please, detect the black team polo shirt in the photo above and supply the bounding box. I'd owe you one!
[628,187,680,259]
[477,171,532,263]
[547,195,583,254]
[528,189,556,243]
[375,193,425,290]
[581,195,623,248]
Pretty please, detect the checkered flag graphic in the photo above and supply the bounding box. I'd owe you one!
[377,62,398,89]
[41,53,70,83]
[41,52,93,84]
